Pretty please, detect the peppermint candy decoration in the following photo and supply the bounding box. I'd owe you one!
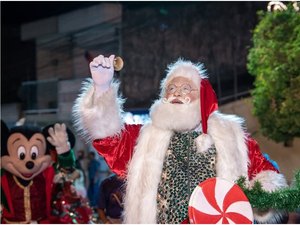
[188,177,253,224]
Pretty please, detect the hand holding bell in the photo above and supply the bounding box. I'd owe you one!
[90,54,124,94]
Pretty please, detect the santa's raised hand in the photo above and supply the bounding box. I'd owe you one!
[90,54,115,95]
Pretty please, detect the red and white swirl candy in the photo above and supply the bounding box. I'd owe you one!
[188,177,253,224]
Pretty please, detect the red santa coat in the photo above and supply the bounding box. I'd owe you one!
[93,124,277,180]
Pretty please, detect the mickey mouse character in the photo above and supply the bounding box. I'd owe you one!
[1,122,75,223]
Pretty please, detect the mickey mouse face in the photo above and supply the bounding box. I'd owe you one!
[1,132,52,180]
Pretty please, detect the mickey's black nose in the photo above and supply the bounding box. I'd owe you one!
[26,161,34,170]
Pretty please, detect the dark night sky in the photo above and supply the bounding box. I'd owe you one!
[2,1,99,25]
[1,1,154,25]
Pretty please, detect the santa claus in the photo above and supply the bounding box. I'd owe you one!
[72,55,288,223]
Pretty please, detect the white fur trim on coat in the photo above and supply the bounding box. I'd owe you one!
[124,123,173,224]
[207,111,249,182]
[72,78,124,143]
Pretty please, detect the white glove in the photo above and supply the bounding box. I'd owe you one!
[47,123,70,155]
[90,54,115,95]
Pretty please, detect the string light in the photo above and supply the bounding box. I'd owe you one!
[267,1,300,12]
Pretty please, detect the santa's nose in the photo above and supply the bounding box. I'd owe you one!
[173,90,182,96]
[26,161,35,170]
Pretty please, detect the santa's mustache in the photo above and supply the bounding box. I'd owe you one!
[162,96,191,104]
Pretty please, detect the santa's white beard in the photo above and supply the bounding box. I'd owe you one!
[150,98,201,132]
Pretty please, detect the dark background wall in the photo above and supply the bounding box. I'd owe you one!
[120,2,267,108]
[1,2,97,104]
[1,1,268,109]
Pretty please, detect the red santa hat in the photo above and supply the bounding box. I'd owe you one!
[200,79,218,133]
[196,78,218,152]
[164,59,218,152]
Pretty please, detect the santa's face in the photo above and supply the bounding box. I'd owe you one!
[164,76,199,104]
[150,76,201,132]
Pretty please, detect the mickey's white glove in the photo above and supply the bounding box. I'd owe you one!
[47,123,70,155]
[90,54,115,95]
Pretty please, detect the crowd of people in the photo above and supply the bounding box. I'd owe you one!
[75,149,125,224]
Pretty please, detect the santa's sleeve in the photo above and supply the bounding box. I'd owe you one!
[247,137,279,179]
[247,137,289,224]
[72,78,143,177]
[72,78,125,143]
[93,124,142,178]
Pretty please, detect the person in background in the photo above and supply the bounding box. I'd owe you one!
[97,174,125,224]
[73,160,87,198]
[76,149,89,188]
[87,151,101,207]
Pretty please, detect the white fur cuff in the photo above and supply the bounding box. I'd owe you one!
[249,170,288,192]
[72,79,124,142]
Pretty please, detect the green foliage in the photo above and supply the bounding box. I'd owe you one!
[236,170,300,211]
[247,5,300,144]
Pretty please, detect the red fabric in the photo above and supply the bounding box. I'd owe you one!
[1,167,56,223]
[246,137,279,180]
[200,79,218,134]
[11,173,46,221]
[92,122,278,181]
[44,166,56,222]
[181,218,190,224]
[93,124,142,178]
[1,174,14,219]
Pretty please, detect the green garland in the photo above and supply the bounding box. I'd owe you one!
[236,170,300,211]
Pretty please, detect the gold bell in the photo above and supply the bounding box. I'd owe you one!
[113,56,124,71]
